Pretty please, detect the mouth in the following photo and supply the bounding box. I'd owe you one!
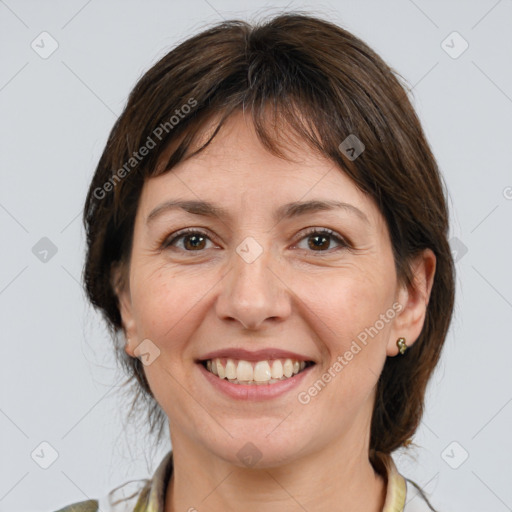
[197,357,316,385]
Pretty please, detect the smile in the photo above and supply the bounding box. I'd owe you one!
[201,357,315,385]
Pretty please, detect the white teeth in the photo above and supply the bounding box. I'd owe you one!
[271,360,283,379]
[253,361,271,382]
[225,359,237,379]
[237,360,253,381]
[204,357,310,384]
[283,359,294,378]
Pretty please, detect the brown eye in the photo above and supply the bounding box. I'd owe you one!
[182,233,208,250]
[162,229,213,251]
[161,227,348,254]
[296,228,348,252]
[308,233,331,251]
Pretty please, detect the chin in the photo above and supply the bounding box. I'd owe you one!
[204,430,311,470]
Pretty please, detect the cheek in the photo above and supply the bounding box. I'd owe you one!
[131,264,220,357]
[306,266,396,384]
[131,267,188,339]
[309,267,395,336]
[129,269,209,402]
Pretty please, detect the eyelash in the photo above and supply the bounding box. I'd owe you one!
[159,227,350,254]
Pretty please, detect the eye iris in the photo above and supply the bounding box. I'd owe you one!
[175,231,338,252]
[184,234,206,250]
[308,234,330,251]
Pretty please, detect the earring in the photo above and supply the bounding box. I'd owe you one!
[396,337,407,355]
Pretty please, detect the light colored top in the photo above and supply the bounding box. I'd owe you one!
[54,450,436,512]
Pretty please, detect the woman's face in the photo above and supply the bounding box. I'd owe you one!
[118,111,433,467]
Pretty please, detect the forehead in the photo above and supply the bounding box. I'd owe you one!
[151,108,341,183]
[138,110,382,228]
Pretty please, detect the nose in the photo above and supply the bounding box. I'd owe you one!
[215,241,292,331]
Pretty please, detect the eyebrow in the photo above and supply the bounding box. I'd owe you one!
[146,199,369,225]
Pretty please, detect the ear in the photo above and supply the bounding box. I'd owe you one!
[386,248,436,356]
[111,262,137,358]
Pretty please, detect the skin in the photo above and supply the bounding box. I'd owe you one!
[116,110,436,512]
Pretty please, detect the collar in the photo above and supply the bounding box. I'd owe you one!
[135,450,407,512]
[372,451,407,511]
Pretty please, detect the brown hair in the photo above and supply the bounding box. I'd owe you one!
[83,12,455,458]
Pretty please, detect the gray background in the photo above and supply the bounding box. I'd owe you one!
[1,0,511,511]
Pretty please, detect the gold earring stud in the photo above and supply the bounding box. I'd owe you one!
[396,337,407,355]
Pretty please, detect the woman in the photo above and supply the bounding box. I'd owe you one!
[55,12,455,512]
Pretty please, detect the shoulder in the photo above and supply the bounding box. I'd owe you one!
[53,500,99,512]
[403,479,438,512]
[52,478,150,512]
[51,450,173,512]
[51,451,172,512]
[372,451,439,512]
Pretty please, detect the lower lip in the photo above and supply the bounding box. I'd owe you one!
[197,362,315,401]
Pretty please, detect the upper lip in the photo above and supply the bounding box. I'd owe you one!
[196,348,315,363]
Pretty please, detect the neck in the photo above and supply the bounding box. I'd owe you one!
[165,432,386,512]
